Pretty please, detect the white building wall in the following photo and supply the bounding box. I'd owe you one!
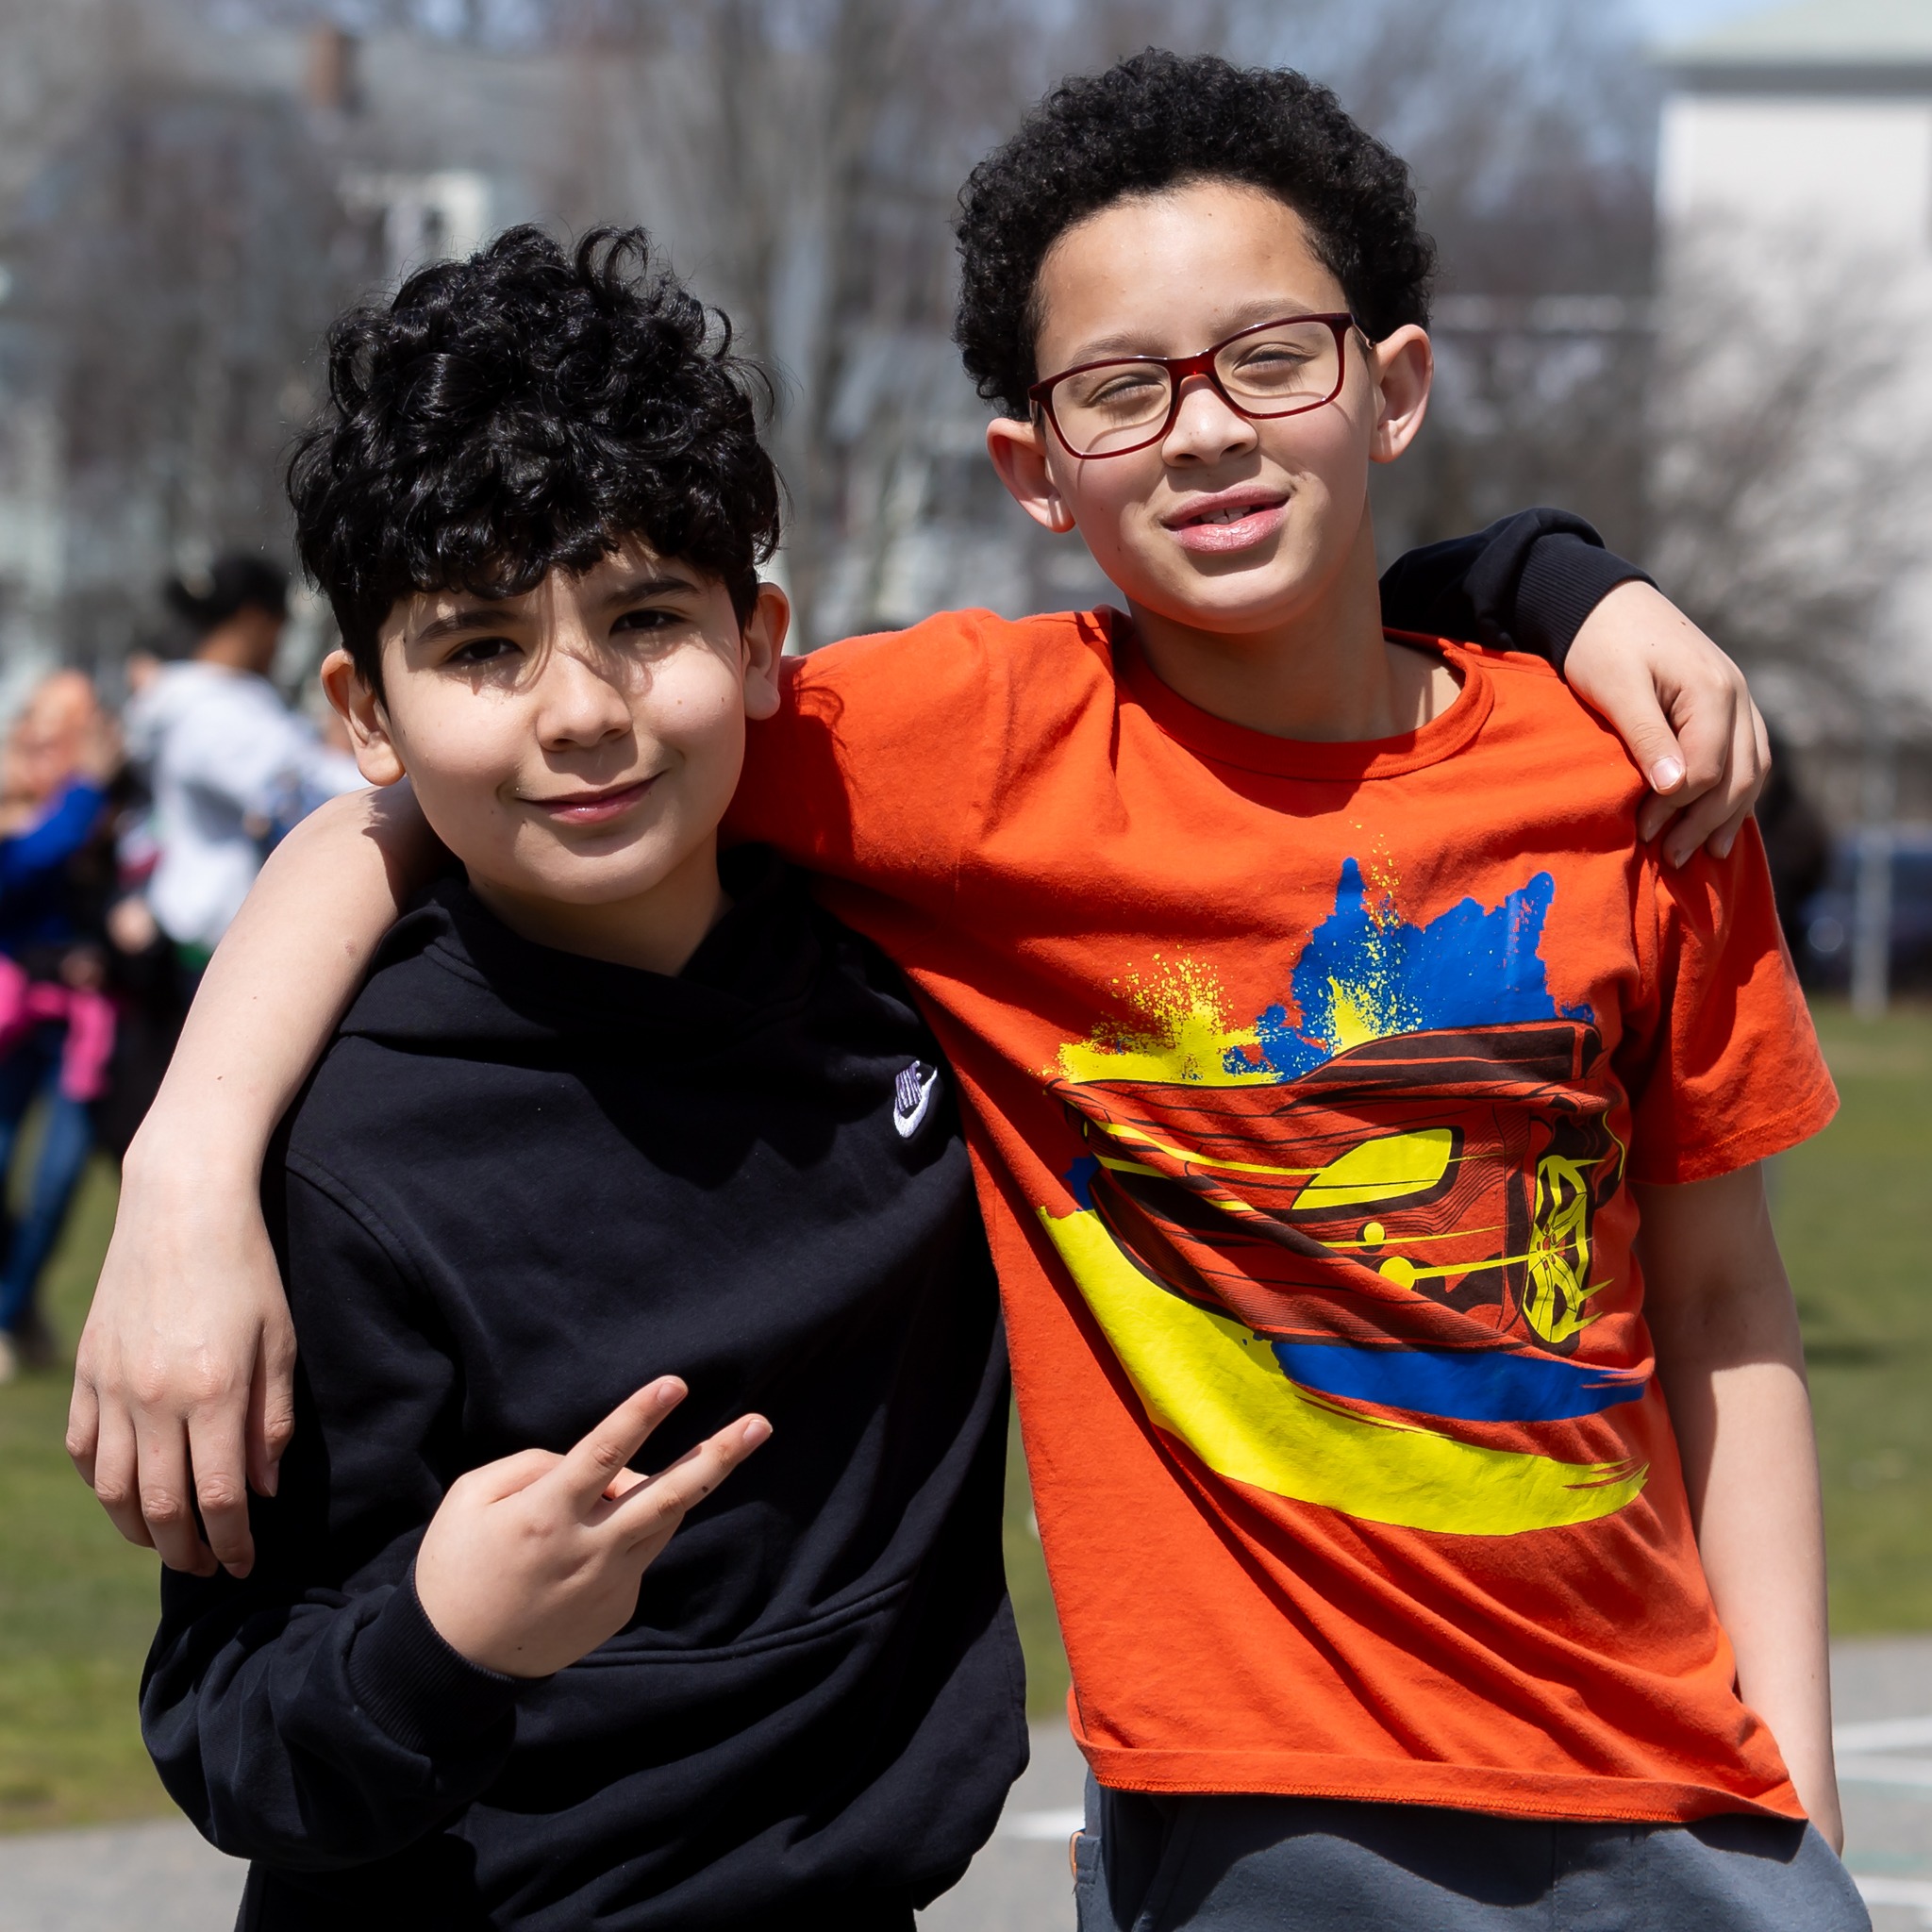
[1658,93,1932,247]
[1650,29,1932,855]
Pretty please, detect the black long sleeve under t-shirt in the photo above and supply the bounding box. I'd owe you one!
[142,855,1021,1932]
[1377,507,1649,673]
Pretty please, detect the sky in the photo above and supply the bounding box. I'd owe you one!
[1626,0,1776,40]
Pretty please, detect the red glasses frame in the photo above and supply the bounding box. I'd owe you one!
[1026,311,1361,460]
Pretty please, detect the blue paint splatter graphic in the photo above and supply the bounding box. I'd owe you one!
[1226,860,1591,1080]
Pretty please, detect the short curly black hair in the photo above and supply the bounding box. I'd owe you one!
[954,50,1436,418]
[289,225,781,691]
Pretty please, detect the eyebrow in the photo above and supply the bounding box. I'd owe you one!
[597,572,703,608]
[1062,303,1328,364]
[408,573,702,648]
[410,606,515,648]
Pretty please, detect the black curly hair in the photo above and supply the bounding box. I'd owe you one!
[289,225,781,691]
[954,51,1437,418]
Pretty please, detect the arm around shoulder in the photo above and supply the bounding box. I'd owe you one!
[69,781,441,1579]
[1376,507,1647,665]
[1377,510,1769,862]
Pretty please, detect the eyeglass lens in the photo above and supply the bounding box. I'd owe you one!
[1051,319,1342,457]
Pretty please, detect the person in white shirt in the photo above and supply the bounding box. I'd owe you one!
[124,558,364,973]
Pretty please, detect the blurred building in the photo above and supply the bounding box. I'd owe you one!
[1659,2,1932,246]
[1649,0,1932,828]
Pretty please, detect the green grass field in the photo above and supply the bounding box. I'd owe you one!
[0,1158,168,1831]
[1781,1003,1932,1631]
[2,997,1929,1826]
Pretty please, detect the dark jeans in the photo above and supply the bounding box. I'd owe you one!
[1074,1775,1870,1931]
[0,1022,93,1334]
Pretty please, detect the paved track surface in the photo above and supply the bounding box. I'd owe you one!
[4,1640,1928,1931]
[1835,1637,1932,1930]
[918,1717,1086,1932]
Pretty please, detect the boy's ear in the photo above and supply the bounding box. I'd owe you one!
[320,647,407,787]
[985,417,1077,535]
[1367,325,1433,465]
[739,581,789,722]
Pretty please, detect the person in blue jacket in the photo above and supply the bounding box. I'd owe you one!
[0,672,117,1380]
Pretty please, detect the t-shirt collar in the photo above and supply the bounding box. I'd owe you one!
[1111,610,1494,781]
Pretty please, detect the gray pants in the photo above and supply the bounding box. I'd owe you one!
[1073,1775,1870,1931]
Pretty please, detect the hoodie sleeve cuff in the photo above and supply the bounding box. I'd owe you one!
[345,1574,523,1757]
[1515,533,1653,677]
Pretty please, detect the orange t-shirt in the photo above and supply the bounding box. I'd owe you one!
[728,607,1837,1824]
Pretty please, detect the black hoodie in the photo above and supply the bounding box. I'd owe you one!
[141,852,1023,1931]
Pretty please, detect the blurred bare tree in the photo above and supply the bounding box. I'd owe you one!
[1648,221,1932,1007]
[1648,225,1926,713]
[604,0,1231,641]
[1234,0,1658,560]
[630,0,1032,644]
[0,0,127,208]
[12,82,364,661]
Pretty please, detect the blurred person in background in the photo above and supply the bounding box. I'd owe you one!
[0,673,120,1381]
[123,557,363,990]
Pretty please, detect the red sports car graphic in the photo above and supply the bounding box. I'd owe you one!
[1053,1020,1623,1357]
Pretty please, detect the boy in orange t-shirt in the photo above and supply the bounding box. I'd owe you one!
[74,51,1861,1932]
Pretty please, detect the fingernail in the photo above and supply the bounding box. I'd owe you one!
[1651,758,1685,791]
[742,1418,772,1449]
[264,1460,280,1498]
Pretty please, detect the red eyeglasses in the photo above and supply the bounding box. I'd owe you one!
[1027,312,1361,460]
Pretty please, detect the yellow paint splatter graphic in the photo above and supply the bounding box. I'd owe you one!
[1055,955,1278,1087]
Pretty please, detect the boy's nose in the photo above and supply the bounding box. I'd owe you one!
[537,648,633,748]
[1160,375,1259,464]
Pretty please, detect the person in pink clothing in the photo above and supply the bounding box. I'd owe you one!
[0,673,120,1378]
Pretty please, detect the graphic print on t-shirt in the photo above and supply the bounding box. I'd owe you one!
[1038,857,1649,1537]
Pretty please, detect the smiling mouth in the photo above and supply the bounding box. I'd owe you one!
[1164,494,1290,552]
[1169,493,1289,527]
[526,775,658,823]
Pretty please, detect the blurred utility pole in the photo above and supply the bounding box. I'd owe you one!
[1852,701,1895,1018]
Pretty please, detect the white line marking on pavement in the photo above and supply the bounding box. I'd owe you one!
[1838,1718,1932,1754]
[1005,1807,1085,1841]
[1833,1713,1932,1800]
[1840,1756,1932,1790]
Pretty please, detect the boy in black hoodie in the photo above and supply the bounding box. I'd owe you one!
[140,229,1024,1930]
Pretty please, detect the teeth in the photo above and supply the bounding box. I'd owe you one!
[1197,504,1256,525]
